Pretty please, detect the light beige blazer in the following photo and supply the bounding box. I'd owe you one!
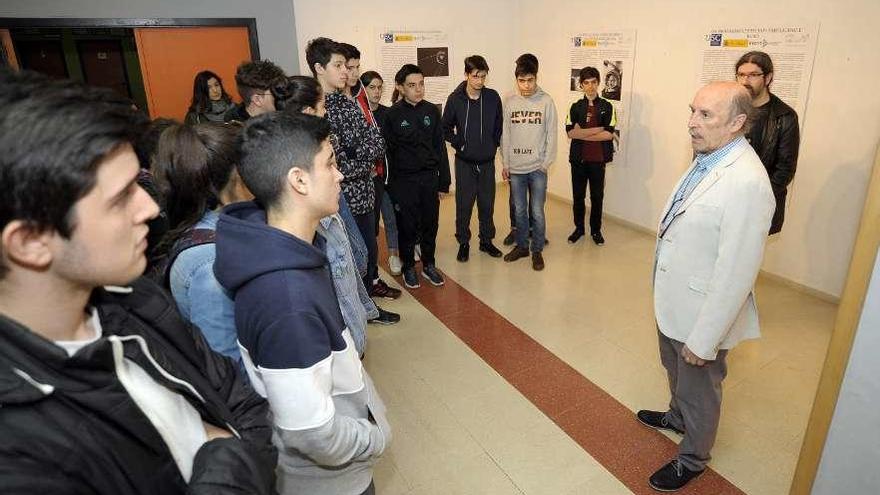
[654,137,775,360]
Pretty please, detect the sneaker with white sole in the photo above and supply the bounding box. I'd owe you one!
[388,255,402,275]
[369,278,402,299]
[402,267,420,289]
[421,264,444,286]
[368,307,401,325]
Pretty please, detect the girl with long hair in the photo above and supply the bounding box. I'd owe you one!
[185,70,233,124]
[152,122,252,367]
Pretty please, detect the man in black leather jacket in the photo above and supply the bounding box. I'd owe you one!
[0,68,277,495]
[735,51,800,235]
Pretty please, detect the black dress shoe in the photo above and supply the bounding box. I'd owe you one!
[567,230,585,243]
[637,410,684,435]
[457,243,469,262]
[591,232,605,245]
[531,252,545,271]
[503,246,530,262]
[649,459,704,492]
[479,242,502,258]
[502,230,516,246]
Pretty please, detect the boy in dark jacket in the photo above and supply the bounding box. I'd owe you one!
[442,55,503,262]
[214,112,390,495]
[0,68,277,494]
[307,38,389,302]
[382,64,452,289]
[224,60,287,123]
[565,66,617,245]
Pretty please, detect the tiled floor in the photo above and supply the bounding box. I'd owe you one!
[363,184,835,495]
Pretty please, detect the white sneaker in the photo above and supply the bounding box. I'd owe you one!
[414,245,422,262]
[388,255,403,276]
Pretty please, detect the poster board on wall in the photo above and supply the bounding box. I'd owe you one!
[568,30,636,165]
[697,23,819,122]
[376,29,452,111]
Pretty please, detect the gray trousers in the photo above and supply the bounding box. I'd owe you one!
[454,157,496,244]
[658,331,728,471]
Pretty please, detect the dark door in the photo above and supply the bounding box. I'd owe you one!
[77,39,131,98]
[16,39,68,79]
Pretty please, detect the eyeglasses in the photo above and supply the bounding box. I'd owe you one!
[735,72,765,81]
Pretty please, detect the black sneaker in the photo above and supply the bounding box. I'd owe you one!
[503,246,530,262]
[592,232,605,245]
[567,230,585,243]
[637,410,684,435]
[479,242,502,258]
[502,230,516,246]
[403,267,420,289]
[369,278,402,299]
[368,307,401,325]
[649,459,704,492]
[421,264,445,286]
[457,243,470,262]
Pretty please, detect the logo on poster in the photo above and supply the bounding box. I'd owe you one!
[724,39,749,47]
[382,33,394,43]
[709,33,722,46]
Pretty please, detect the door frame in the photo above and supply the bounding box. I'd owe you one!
[0,17,259,60]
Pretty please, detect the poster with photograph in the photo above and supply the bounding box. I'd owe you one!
[376,30,451,110]
[697,24,818,120]
[568,30,636,161]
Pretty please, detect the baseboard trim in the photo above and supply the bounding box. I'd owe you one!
[541,187,840,304]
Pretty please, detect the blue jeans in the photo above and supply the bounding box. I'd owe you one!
[510,169,547,252]
[380,189,399,250]
[318,214,379,356]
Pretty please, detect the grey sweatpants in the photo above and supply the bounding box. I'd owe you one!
[658,331,729,471]
[454,157,496,245]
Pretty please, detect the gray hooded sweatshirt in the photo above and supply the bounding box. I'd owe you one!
[501,87,558,174]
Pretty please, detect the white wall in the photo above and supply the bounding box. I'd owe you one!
[812,247,880,494]
[292,0,519,197]
[292,0,518,96]
[519,0,880,299]
[0,0,301,73]
[294,0,880,298]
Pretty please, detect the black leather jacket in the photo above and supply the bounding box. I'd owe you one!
[749,93,799,234]
[0,277,278,495]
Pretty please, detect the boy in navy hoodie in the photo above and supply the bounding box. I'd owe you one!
[214,112,390,495]
[442,55,503,262]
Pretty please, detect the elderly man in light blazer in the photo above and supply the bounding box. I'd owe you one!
[638,81,775,492]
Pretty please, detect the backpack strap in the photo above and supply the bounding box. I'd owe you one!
[157,228,217,288]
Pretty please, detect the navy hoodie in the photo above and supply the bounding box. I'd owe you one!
[213,201,391,495]
[442,80,503,163]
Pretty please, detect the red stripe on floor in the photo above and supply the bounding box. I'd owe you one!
[378,241,744,495]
